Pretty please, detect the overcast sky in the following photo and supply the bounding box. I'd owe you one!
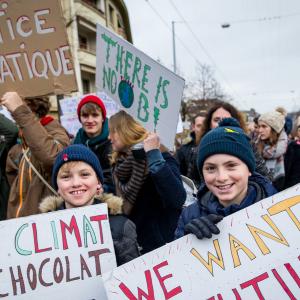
[124,0,300,113]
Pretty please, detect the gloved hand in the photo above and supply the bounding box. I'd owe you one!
[184,214,223,239]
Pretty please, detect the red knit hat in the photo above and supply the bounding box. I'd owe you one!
[77,95,107,122]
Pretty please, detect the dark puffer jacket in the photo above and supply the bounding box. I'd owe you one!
[39,193,140,266]
[175,172,277,239]
[284,140,300,188]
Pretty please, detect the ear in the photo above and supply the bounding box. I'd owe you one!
[96,183,104,196]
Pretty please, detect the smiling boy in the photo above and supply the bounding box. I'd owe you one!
[175,118,277,240]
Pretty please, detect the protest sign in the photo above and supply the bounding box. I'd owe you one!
[59,92,120,136]
[0,0,77,97]
[96,23,185,150]
[104,184,300,299]
[0,203,115,299]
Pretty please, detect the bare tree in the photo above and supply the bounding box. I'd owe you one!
[184,63,226,101]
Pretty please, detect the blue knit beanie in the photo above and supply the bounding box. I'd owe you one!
[197,118,255,173]
[52,144,104,190]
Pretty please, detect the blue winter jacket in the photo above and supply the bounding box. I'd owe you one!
[175,172,277,239]
[131,150,186,253]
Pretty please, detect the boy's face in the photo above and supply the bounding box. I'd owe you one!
[202,154,251,207]
[57,162,100,209]
[80,108,103,138]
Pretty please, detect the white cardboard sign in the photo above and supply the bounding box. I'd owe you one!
[96,23,185,149]
[104,184,300,299]
[59,92,120,136]
[0,203,116,299]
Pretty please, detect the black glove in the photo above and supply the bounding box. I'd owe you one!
[184,214,223,239]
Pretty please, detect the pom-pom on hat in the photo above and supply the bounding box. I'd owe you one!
[197,118,256,173]
[77,95,107,121]
[258,111,285,134]
[52,144,104,190]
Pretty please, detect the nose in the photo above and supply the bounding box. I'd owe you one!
[216,169,228,182]
[71,175,81,187]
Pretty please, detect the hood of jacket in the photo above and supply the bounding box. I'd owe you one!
[39,193,123,215]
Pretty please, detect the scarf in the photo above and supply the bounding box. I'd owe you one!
[73,118,109,147]
[113,150,148,215]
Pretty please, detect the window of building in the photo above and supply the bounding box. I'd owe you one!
[82,0,105,13]
[79,35,88,50]
[109,4,114,25]
[82,79,90,94]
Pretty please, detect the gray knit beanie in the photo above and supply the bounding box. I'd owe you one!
[259,111,285,133]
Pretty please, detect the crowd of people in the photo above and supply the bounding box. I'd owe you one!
[0,91,299,266]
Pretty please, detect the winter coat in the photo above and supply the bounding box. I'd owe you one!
[261,130,288,182]
[39,193,140,266]
[175,172,277,239]
[284,140,300,188]
[123,151,186,253]
[176,132,201,188]
[73,119,114,193]
[0,114,18,220]
[5,105,70,218]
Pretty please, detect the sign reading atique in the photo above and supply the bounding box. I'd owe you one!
[0,0,77,97]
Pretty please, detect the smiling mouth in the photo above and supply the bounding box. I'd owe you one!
[70,190,86,195]
[216,184,234,191]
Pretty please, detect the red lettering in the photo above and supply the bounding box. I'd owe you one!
[119,269,155,300]
[60,215,82,250]
[207,289,241,300]
[90,214,108,244]
[153,260,182,299]
[32,223,52,253]
[285,260,300,288]
[272,268,296,300]
[240,272,269,300]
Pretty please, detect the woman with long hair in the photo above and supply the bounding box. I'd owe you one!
[186,101,270,187]
[109,110,186,254]
[257,110,288,191]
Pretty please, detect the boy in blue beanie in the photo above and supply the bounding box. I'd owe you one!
[175,118,277,240]
[39,144,139,265]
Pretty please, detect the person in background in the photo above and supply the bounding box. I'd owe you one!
[109,110,186,253]
[176,113,206,187]
[276,106,293,140]
[257,110,288,191]
[0,113,18,220]
[1,92,70,218]
[39,144,139,266]
[284,124,300,189]
[175,118,276,240]
[189,101,271,186]
[73,95,113,193]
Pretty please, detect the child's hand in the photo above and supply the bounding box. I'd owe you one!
[143,132,160,152]
[1,92,24,113]
[184,214,223,239]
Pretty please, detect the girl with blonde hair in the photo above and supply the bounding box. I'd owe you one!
[109,110,186,254]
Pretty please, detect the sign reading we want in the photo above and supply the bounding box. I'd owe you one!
[96,23,185,150]
[0,0,77,97]
[104,184,300,299]
[0,204,115,299]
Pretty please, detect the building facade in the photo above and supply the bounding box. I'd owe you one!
[50,0,132,113]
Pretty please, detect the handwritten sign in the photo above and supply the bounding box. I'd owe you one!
[0,0,77,97]
[104,184,300,299]
[96,23,185,149]
[59,92,120,136]
[0,203,115,299]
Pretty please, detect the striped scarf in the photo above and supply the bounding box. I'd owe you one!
[113,150,148,215]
